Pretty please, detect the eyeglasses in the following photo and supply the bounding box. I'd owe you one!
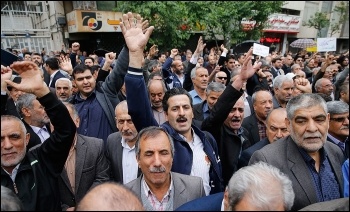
[330,116,349,123]
[217,77,227,80]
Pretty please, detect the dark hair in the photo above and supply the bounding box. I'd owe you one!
[84,56,95,63]
[162,87,192,112]
[225,54,236,62]
[44,57,60,70]
[72,64,93,79]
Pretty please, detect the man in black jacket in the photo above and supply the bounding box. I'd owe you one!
[1,61,76,210]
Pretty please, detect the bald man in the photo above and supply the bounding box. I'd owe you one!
[75,182,144,211]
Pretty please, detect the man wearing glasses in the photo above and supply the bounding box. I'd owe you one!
[214,71,228,85]
[326,101,349,158]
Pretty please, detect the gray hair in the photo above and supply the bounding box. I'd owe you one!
[291,64,300,73]
[1,115,27,135]
[286,93,327,120]
[227,161,294,211]
[273,75,293,89]
[16,93,37,118]
[206,82,226,95]
[55,77,72,89]
[190,67,208,79]
[135,126,175,158]
[147,77,167,93]
[326,101,349,115]
[314,78,328,92]
[251,90,273,105]
[1,185,23,211]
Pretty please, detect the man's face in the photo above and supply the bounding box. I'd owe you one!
[226,59,235,71]
[317,79,334,96]
[1,119,29,173]
[273,59,283,69]
[253,91,273,120]
[74,70,96,98]
[23,54,32,61]
[209,54,216,65]
[215,72,227,85]
[55,80,72,101]
[116,107,138,143]
[206,90,224,110]
[8,88,24,102]
[285,56,293,66]
[266,111,289,143]
[84,59,94,67]
[32,55,43,66]
[148,81,165,109]
[294,70,306,79]
[263,71,273,86]
[137,131,173,187]
[165,95,193,135]
[274,81,294,103]
[192,68,209,90]
[323,69,334,82]
[224,98,244,133]
[173,61,184,75]
[27,100,50,127]
[287,105,329,152]
[237,55,245,65]
[328,112,349,141]
[159,54,166,63]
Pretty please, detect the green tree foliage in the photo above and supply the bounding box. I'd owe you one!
[329,1,348,36]
[303,12,330,37]
[115,1,284,50]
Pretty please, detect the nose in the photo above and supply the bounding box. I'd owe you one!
[153,153,162,167]
[178,107,185,115]
[306,120,318,132]
[276,129,283,139]
[343,117,349,125]
[121,121,130,131]
[2,137,13,150]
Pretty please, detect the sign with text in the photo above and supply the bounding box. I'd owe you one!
[263,13,301,33]
[67,10,123,33]
[317,38,337,52]
[253,43,269,57]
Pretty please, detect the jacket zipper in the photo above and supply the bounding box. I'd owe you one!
[13,182,18,194]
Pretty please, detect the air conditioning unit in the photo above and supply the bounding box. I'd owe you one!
[57,17,66,25]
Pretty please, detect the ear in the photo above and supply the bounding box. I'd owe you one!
[75,116,80,128]
[285,117,291,131]
[165,112,169,121]
[223,187,229,211]
[25,133,30,146]
[21,107,31,117]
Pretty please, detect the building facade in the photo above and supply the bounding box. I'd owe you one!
[1,1,349,55]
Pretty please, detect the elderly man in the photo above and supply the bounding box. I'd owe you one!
[105,101,140,184]
[55,78,73,102]
[315,78,335,100]
[148,79,167,125]
[176,161,295,211]
[242,90,273,145]
[76,182,144,211]
[239,108,289,168]
[162,49,185,89]
[272,75,294,108]
[249,93,346,210]
[1,61,76,210]
[338,83,349,104]
[188,66,209,104]
[214,71,228,85]
[326,101,349,158]
[126,126,206,210]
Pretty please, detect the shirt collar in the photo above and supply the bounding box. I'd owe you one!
[142,172,173,197]
[121,137,135,150]
[50,70,59,79]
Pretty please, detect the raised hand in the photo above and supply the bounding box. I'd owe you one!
[120,12,154,53]
[195,36,206,54]
[59,55,73,75]
[240,48,262,81]
[1,65,13,91]
[294,78,312,94]
[5,61,49,98]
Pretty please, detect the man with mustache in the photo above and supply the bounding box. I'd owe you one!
[249,93,346,210]
[123,12,224,196]
[105,100,140,184]
[272,75,294,108]
[125,126,205,210]
[55,78,73,102]
[326,101,349,158]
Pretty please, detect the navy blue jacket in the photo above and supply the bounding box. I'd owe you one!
[125,68,224,194]
[175,192,224,211]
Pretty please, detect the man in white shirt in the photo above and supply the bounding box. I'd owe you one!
[105,100,139,184]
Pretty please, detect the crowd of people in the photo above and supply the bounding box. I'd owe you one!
[1,11,349,211]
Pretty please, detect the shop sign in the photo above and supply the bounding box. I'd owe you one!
[263,14,301,33]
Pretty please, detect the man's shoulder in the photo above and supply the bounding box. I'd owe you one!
[172,172,202,183]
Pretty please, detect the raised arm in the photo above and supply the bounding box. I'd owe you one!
[121,12,158,131]
[6,61,76,175]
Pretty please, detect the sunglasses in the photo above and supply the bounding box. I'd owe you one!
[217,77,227,80]
[330,116,349,123]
